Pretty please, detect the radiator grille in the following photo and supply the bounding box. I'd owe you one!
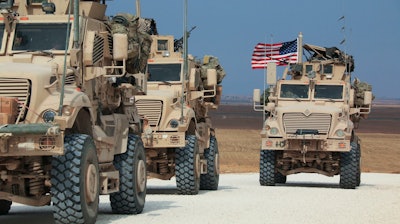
[136,100,163,126]
[0,78,31,121]
[92,34,104,64]
[283,113,331,134]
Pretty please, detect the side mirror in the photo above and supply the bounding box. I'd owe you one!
[349,88,355,107]
[113,33,128,61]
[253,89,261,103]
[189,68,199,90]
[364,91,373,105]
[206,69,217,87]
[266,62,277,85]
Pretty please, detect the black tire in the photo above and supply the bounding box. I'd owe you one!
[200,136,220,190]
[110,134,146,214]
[259,150,276,186]
[0,200,11,215]
[51,134,100,224]
[275,172,287,184]
[175,135,200,195]
[356,143,361,186]
[339,142,359,189]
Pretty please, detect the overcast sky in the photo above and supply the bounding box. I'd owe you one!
[107,0,400,99]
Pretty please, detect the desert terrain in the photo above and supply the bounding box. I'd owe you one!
[209,103,400,174]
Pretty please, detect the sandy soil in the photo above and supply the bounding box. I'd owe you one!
[210,104,400,174]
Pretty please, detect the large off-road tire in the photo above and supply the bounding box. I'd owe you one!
[275,172,287,184]
[356,143,361,186]
[259,150,276,186]
[110,134,146,214]
[51,134,100,224]
[175,135,201,195]
[0,200,11,215]
[200,136,220,190]
[339,142,360,189]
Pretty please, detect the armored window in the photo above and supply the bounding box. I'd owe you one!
[148,63,181,82]
[305,65,313,73]
[314,85,343,100]
[0,24,4,52]
[323,65,333,74]
[12,23,71,51]
[280,84,309,99]
[157,39,168,51]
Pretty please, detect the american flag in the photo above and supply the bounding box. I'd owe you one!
[251,39,298,69]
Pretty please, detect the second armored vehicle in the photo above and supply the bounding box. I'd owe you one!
[135,34,225,194]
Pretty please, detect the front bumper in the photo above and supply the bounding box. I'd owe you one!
[261,135,350,152]
[142,131,186,148]
[0,124,64,156]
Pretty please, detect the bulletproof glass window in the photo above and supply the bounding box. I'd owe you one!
[148,63,181,82]
[305,65,313,73]
[280,84,309,99]
[0,24,4,48]
[323,64,333,74]
[314,85,343,100]
[157,39,168,51]
[12,23,70,51]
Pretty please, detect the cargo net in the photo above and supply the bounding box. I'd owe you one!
[109,14,158,74]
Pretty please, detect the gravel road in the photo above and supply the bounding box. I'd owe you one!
[1,173,399,224]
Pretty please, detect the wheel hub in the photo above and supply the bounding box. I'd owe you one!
[85,164,98,203]
[195,153,201,179]
[136,160,146,192]
[215,153,220,175]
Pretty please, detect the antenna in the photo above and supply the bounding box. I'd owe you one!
[180,0,188,123]
[136,0,141,17]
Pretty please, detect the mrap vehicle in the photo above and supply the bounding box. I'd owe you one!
[0,0,155,223]
[135,34,225,195]
[253,34,373,189]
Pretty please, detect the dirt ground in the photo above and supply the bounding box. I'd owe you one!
[210,104,400,174]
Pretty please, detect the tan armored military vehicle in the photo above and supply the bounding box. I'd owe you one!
[135,34,224,194]
[0,0,154,223]
[253,34,373,189]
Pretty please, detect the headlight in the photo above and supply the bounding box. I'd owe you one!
[62,106,73,116]
[169,119,179,128]
[42,110,56,123]
[270,127,279,135]
[335,129,345,137]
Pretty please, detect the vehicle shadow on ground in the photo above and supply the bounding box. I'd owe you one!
[147,186,178,194]
[280,182,340,189]
[147,184,239,195]
[0,208,55,224]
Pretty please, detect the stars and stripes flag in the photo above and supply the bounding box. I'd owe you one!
[251,39,298,69]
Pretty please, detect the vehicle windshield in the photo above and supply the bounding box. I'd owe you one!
[148,63,181,82]
[314,85,343,100]
[12,23,70,51]
[0,24,4,48]
[280,84,309,99]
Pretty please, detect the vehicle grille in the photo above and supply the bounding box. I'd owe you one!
[93,34,104,65]
[283,113,331,134]
[0,78,31,122]
[135,100,162,126]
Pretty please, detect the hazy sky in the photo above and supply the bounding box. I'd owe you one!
[107,0,400,99]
